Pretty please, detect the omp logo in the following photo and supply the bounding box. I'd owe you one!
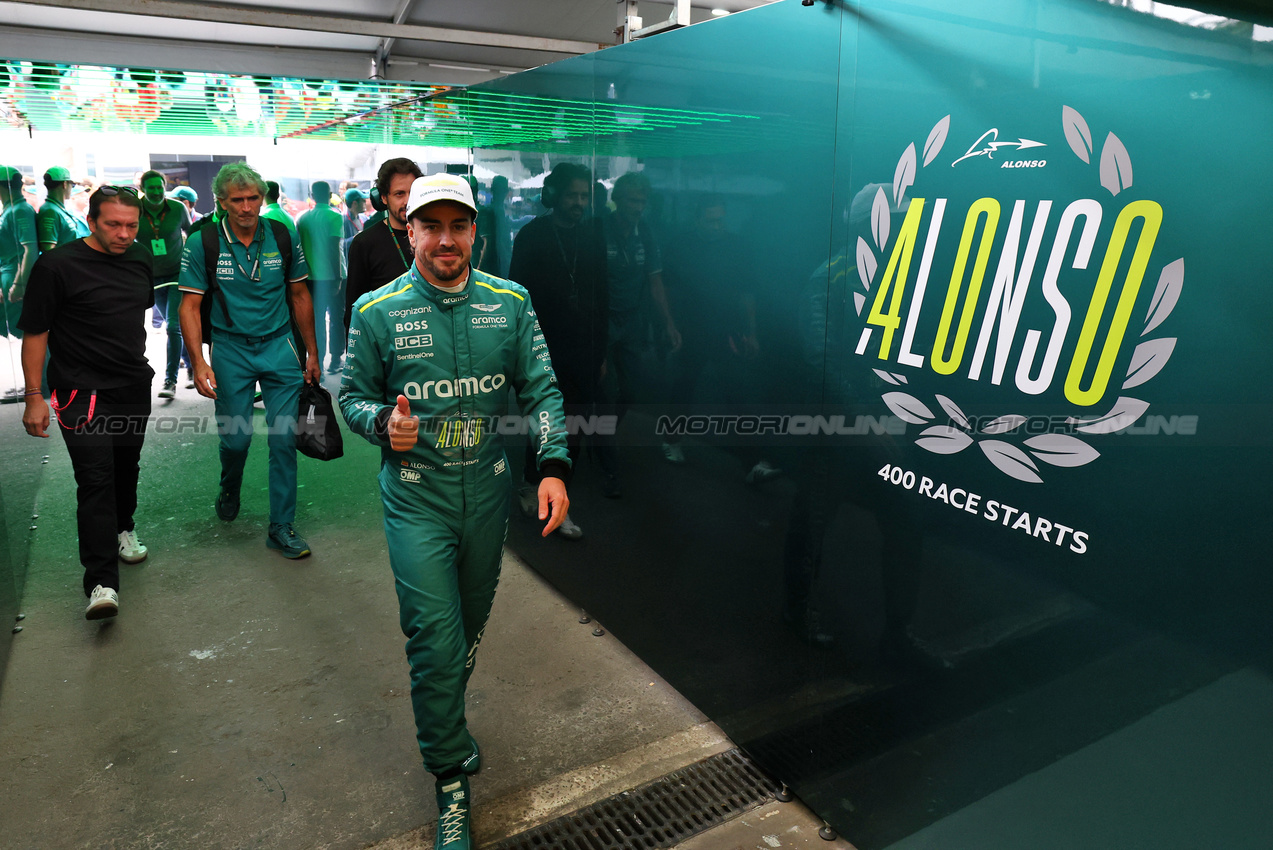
[400,469,421,482]
[403,373,506,399]
[472,303,501,313]
[472,316,508,327]
[395,320,428,332]
[395,335,433,349]
[493,458,506,475]
[852,106,1183,485]
[389,306,431,317]
[951,129,1046,167]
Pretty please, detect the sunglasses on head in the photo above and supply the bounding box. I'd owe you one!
[98,185,139,198]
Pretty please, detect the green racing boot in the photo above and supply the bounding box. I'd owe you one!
[434,774,472,849]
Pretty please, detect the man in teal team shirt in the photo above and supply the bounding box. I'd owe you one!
[137,169,192,398]
[260,180,298,241]
[177,162,319,559]
[1,166,37,346]
[36,166,89,252]
[340,174,571,849]
[296,180,346,374]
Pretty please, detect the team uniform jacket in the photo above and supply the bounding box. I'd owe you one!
[339,263,570,516]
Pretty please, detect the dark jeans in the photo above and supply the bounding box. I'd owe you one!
[160,281,190,383]
[54,382,151,596]
[312,277,346,367]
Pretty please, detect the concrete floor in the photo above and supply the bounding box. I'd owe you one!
[0,330,852,850]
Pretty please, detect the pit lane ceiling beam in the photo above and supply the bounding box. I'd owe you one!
[374,0,417,79]
[7,0,604,55]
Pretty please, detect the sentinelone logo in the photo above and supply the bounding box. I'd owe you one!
[851,105,1185,484]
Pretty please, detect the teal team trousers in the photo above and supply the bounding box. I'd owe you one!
[211,331,303,525]
[379,469,507,775]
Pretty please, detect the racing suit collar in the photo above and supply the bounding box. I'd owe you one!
[408,261,471,311]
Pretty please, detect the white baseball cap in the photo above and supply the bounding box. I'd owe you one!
[406,174,477,220]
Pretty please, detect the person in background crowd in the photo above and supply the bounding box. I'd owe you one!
[187,197,223,235]
[466,176,494,273]
[1,166,38,353]
[296,180,345,374]
[508,162,608,534]
[172,186,199,230]
[261,180,299,241]
[488,176,512,279]
[37,166,90,252]
[340,174,571,850]
[595,171,680,482]
[19,185,154,620]
[342,185,367,255]
[177,162,319,559]
[136,169,192,398]
[344,157,422,335]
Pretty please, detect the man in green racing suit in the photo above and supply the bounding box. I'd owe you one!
[339,174,571,849]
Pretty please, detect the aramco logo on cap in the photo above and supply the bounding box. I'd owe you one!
[408,174,476,217]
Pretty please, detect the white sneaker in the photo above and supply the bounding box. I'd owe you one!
[118,529,148,564]
[744,459,782,485]
[661,441,686,464]
[86,585,119,620]
[556,514,584,540]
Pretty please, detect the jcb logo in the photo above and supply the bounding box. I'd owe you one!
[395,335,433,350]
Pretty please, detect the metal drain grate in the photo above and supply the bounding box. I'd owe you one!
[489,748,782,850]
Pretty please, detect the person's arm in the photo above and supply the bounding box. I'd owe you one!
[344,231,368,332]
[20,332,50,437]
[283,227,318,381]
[288,278,321,384]
[337,302,394,446]
[512,289,571,536]
[648,270,680,353]
[8,243,36,301]
[176,237,217,398]
[36,208,58,252]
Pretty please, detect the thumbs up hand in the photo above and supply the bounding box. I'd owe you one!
[388,394,419,452]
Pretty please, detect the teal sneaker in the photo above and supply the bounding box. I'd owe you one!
[434,774,472,849]
[266,523,311,559]
[461,734,481,776]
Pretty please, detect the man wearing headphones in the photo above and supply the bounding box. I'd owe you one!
[344,157,423,335]
[508,162,609,534]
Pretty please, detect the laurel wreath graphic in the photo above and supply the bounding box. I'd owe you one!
[854,107,1185,483]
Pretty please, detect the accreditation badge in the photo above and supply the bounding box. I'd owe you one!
[151,238,167,257]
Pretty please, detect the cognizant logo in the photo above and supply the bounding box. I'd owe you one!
[403,373,506,400]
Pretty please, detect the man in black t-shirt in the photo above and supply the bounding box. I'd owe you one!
[343,157,422,337]
[508,162,609,536]
[19,186,155,621]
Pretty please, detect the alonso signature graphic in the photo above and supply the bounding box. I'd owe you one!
[952,128,1046,166]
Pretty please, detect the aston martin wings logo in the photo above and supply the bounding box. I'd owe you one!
[952,128,1046,166]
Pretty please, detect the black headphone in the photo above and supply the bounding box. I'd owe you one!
[370,185,387,212]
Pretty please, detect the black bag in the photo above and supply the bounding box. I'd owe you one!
[296,383,344,461]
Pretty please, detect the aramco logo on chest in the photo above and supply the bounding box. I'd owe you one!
[853,107,1184,483]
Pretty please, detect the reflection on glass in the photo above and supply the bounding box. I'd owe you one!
[475,1,1273,848]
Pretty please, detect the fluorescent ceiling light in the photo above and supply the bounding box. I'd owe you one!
[428,63,491,73]
[711,8,730,15]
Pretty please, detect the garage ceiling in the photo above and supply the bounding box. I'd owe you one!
[0,0,780,86]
